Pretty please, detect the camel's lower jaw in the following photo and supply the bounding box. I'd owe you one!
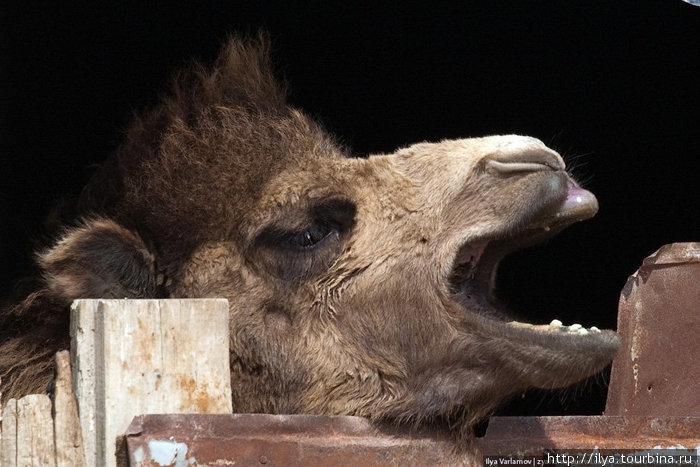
[446,180,618,350]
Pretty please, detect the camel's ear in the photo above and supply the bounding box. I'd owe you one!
[39,219,160,303]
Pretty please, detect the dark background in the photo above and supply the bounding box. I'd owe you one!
[2,1,699,416]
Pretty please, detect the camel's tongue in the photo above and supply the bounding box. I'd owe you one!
[454,242,487,266]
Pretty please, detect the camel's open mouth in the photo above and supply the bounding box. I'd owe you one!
[449,182,610,337]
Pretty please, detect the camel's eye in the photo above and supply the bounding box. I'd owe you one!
[253,198,356,282]
[288,224,333,250]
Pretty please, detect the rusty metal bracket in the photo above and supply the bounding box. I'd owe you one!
[126,413,467,466]
[124,414,700,466]
[606,242,700,416]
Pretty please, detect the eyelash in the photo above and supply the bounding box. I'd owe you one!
[287,223,333,250]
[255,199,356,253]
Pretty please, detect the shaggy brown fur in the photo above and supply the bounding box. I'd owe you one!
[0,36,619,438]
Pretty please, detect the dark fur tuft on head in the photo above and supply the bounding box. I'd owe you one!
[78,33,337,276]
[172,33,287,117]
[79,33,288,217]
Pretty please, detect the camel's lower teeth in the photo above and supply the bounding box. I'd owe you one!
[509,321,534,329]
[507,319,602,336]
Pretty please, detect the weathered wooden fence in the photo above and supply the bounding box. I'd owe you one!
[1,352,83,467]
[1,244,699,466]
[1,299,231,467]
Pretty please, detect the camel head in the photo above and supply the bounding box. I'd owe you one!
[2,37,620,436]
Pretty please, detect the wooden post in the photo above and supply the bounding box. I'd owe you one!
[15,395,55,467]
[54,351,85,467]
[1,399,18,467]
[70,299,232,467]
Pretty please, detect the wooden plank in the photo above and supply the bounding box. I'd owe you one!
[15,394,55,467]
[69,300,98,467]
[54,351,85,467]
[0,376,2,463]
[1,398,18,467]
[70,299,232,467]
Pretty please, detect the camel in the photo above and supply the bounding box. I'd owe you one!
[0,36,619,439]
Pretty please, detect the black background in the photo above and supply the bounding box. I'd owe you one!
[2,1,699,416]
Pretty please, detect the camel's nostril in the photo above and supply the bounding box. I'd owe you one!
[485,136,566,173]
[486,159,555,174]
[486,147,565,171]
